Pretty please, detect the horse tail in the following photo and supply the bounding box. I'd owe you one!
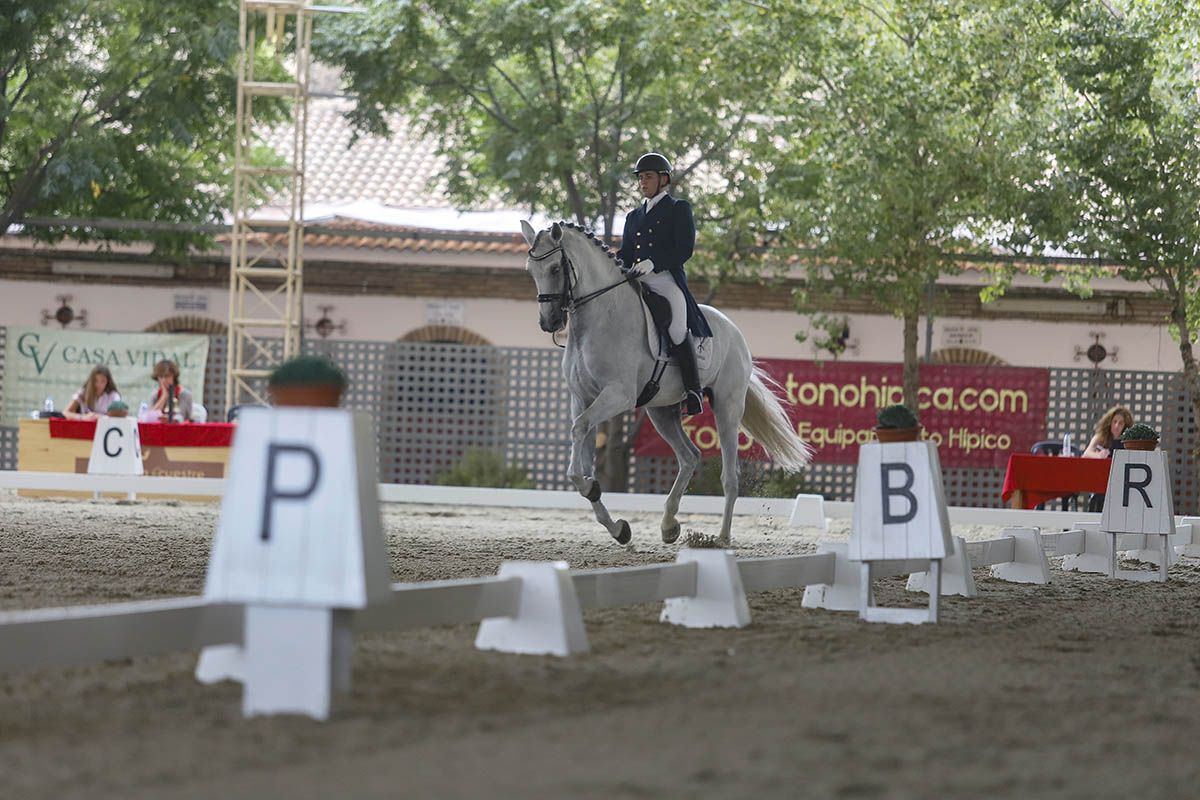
[740,365,813,473]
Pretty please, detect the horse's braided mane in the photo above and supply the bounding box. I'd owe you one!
[558,220,622,264]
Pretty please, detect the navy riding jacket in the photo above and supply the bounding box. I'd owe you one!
[618,194,713,338]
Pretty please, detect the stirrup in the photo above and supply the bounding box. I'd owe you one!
[682,389,704,416]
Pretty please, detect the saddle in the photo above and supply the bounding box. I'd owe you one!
[634,283,713,407]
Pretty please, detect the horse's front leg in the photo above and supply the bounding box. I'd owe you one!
[567,386,635,544]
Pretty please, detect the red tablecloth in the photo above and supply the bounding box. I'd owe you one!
[49,419,236,447]
[1001,454,1112,509]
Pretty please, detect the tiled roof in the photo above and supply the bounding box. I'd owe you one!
[239,217,529,256]
[266,99,521,212]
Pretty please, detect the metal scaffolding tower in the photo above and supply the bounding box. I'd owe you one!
[227,1,353,409]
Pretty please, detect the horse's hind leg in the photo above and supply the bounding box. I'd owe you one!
[713,387,747,546]
[646,405,701,544]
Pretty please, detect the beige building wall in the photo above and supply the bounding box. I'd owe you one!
[0,277,1182,372]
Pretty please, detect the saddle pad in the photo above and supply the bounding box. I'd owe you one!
[641,300,713,370]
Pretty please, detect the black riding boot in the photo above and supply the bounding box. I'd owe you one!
[672,337,704,415]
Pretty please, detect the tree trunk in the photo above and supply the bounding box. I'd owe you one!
[594,415,631,492]
[902,309,920,411]
[1169,300,1200,457]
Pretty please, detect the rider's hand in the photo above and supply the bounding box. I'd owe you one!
[629,258,655,277]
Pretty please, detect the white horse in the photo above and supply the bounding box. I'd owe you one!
[520,220,812,546]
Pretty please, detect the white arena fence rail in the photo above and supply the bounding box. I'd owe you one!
[3,520,1197,678]
[2,330,1198,513]
[5,470,1200,548]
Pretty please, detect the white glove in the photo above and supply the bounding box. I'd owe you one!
[628,258,655,277]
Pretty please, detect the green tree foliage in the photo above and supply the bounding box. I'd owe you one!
[1005,0,1200,436]
[0,1,270,253]
[316,0,782,248]
[763,0,1055,408]
[317,0,786,490]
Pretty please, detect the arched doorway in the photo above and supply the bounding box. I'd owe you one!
[930,347,1008,366]
[144,315,228,336]
[399,325,491,346]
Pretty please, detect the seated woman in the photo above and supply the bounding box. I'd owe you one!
[64,366,121,419]
[1081,405,1134,459]
[146,359,194,422]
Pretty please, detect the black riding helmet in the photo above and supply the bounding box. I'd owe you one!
[632,152,672,175]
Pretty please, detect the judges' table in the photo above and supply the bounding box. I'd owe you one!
[1001,453,1112,509]
[17,418,235,500]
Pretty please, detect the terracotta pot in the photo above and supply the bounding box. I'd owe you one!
[875,425,922,443]
[1122,439,1158,451]
[269,384,343,408]
[107,409,129,418]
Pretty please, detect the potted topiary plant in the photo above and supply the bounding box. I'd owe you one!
[875,403,922,443]
[268,355,347,408]
[106,400,130,418]
[1121,423,1159,451]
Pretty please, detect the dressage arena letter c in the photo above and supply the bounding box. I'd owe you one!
[260,443,322,542]
[880,463,918,525]
[103,427,123,458]
[1123,463,1153,508]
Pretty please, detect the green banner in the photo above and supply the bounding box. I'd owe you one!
[2,328,210,425]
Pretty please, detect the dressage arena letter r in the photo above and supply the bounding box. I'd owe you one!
[103,427,123,458]
[1123,463,1153,508]
[260,443,322,541]
[880,463,918,524]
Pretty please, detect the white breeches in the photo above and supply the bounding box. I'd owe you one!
[641,271,687,345]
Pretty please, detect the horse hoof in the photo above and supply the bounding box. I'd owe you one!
[584,480,602,503]
[613,520,632,545]
[662,522,681,544]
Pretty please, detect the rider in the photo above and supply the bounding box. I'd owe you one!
[619,152,712,416]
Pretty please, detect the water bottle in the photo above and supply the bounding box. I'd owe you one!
[1061,432,1072,457]
[138,402,149,422]
[43,397,54,413]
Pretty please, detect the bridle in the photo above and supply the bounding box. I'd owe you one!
[529,242,630,318]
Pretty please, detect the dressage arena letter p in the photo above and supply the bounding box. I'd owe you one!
[205,407,391,609]
[261,444,322,542]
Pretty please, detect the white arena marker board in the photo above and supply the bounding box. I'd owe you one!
[201,407,391,719]
[1100,450,1174,582]
[87,417,143,476]
[850,441,954,624]
[205,407,390,608]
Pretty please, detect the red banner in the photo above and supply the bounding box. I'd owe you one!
[633,360,1049,469]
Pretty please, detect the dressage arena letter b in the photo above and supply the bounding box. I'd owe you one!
[1123,463,1153,508]
[881,463,918,524]
[103,427,123,457]
[261,444,322,541]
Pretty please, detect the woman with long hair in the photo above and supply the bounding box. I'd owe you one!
[64,366,121,419]
[1081,405,1134,459]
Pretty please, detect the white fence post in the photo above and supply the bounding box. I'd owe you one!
[660,549,750,629]
[475,561,589,656]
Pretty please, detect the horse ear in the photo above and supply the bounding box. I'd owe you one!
[519,219,536,247]
[551,222,563,242]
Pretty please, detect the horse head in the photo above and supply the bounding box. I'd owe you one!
[520,219,625,334]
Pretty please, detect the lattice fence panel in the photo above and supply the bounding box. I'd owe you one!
[0,326,6,424]
[203,335,228,423]
[0,425,17,471]
[501,347,573,489]
[381,343,508,485]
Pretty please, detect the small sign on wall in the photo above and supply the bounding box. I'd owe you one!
[940,324,981,348]
[426,300,464,326]
[174,293,208,312]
